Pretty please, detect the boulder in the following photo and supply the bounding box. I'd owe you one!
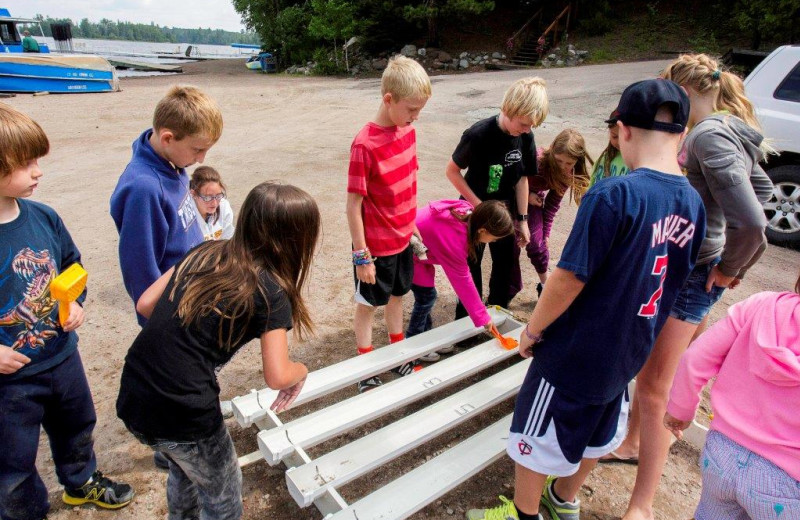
[417,47,427,57]
[556,59,564,66]
[437,50,452,62]
[491,51,503,59]
[459,59,469,69]
[432,60,445,69]
[548,53,557,60]
[401,44,417,57]
[541,59,551,68]
[567,49,576,57]
[460,51,469,59]
[576,50,589,58]
[372,58,388,70]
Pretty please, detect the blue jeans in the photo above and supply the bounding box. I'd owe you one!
[131,422,242,520]
[669,258,726,325]
[406,284,437,338]
[0,350,98,520]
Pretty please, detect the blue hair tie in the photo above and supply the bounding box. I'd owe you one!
[711,70,721,80]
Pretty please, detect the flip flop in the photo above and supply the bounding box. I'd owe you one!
[598,450,639,465]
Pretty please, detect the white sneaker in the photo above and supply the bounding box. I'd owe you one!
[437,344,455,355]
[419,352,441,362]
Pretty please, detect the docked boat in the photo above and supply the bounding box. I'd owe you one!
[0,8,118,93]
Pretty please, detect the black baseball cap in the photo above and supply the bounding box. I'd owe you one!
[607,79,689,134]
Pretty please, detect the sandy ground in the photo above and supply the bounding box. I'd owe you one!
[5,57,799,520]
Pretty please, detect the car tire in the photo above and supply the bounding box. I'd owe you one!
[763,165,800,247]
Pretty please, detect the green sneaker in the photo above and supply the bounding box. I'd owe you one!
[466,495,519,520]
[540,476,580,520]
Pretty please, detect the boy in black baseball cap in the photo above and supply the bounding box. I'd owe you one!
[466,78,705,520]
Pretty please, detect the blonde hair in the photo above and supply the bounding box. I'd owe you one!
[539,129,593,205]
[381,55,432,101]
[0,103,49,178]
[153,85,223,142]
[501,77,549,127]
[662,54,760,130]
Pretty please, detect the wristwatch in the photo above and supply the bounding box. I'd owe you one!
[516,214,528,222]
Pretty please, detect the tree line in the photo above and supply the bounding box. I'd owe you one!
[30,15,261,46]
[230,0,799,72]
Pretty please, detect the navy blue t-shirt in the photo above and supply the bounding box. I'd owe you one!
[533,168,706,404]
[0,199,85,382]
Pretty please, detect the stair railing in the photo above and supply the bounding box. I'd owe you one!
[505,6,543,54]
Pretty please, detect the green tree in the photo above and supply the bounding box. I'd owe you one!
[726,0,800,49]
[402,0,494,47]
[308,0,358,65]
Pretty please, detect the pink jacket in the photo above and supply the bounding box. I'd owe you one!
[413,200,491,328]
[667,291,800,480]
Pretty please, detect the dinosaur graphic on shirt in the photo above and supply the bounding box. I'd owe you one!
[0,247,59,350]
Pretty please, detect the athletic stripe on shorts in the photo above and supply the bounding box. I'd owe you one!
[523,378,554,437]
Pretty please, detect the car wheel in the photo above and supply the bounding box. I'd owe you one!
[763,165,800,247]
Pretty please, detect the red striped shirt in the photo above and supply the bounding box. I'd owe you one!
[348,123,418,256]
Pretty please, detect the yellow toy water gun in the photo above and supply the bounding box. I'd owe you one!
[51,263,88,326]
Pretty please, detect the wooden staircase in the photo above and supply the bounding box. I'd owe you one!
[507,2,573,68]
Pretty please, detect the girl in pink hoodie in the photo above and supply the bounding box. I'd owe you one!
[407,200,513,362]
[664,272,800,520]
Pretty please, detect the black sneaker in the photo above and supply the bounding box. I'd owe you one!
[391,361,419,376]
[62,471,134,510]
[357,375,383,393]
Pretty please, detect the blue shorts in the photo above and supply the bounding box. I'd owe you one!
[669,258,725,325]
[507,365,629,476]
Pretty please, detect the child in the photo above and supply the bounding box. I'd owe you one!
[0,103,133,520]
[347,55,432,393]
[467,79,705,520]
[406,200,514,362]
[116,182,315,519]
[110,85,223,326]
[664,271,800,520]
[191,165,234,241]
[446,77,547,315]
[614,55,775,520]
[589,111,629,187]
[516,128,592,299]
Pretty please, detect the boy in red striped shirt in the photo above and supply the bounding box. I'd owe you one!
[346,55,432,393]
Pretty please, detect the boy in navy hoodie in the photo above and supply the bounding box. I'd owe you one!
[110,85,223,326]
[0,103,134,520]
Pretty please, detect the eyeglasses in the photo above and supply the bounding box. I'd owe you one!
[195,193,226,202]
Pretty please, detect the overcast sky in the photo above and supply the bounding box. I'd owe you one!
[5,0,247,32]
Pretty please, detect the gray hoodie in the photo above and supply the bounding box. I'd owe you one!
[679,114,773,278]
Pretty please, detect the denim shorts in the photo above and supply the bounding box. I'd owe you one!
[669,258,725,325]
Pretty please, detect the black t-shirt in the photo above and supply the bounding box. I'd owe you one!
[452,116,537,205]
[116,247,293,441]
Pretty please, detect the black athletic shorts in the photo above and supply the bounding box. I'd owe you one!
[353,245,413,306]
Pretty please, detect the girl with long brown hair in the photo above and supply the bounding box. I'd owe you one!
[116,182,319,519]
[514,128,593,299]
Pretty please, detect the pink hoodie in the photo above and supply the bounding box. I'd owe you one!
[413,200,491,328]
[667,291,800,480]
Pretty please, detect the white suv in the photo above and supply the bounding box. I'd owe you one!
[745,45,800,247]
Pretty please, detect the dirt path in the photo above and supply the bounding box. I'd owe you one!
[6,57,798,520]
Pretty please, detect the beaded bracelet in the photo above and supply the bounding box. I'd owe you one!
[523,325,543,344]
[352,248,373,266]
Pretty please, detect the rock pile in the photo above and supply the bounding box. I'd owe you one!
[539,44,589,67]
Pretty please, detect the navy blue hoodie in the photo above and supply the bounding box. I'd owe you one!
[110,129,202,326]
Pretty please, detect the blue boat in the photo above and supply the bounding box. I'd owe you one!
[0,8,118,93]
